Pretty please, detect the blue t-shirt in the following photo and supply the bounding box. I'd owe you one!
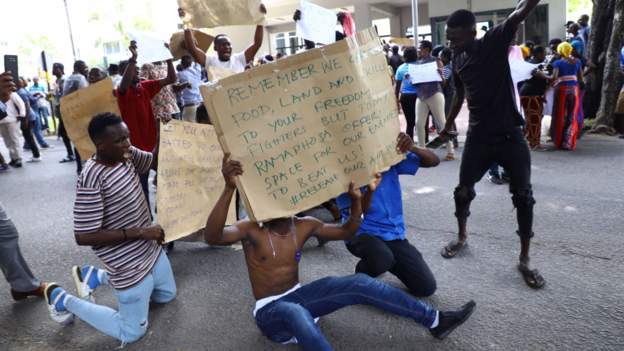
[177,62,203,105]
[336,152,420,241]
[554,58,581,86]
[395,63,418,95]
[620,46,624,70]
[570,38,584,58]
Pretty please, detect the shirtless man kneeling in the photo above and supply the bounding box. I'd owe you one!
[203,147,476,350]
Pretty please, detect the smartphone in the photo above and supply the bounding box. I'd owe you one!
[3,55,18,83]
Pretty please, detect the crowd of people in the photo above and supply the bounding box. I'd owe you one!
[2,0,622,349]
[388,12,593,158]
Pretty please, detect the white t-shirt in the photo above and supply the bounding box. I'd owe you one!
[0,93,25,124]
[205,52,247,81]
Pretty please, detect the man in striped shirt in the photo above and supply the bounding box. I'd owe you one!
[44,112,176,345]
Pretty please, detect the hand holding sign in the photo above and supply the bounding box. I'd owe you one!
[408,62,442,84]
[177,0,266,28]
[222,153,243,190]
[296,0,336,45]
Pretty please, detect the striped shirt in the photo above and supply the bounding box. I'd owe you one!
[74,147,161,289]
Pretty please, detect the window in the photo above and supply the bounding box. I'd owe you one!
[525,5,548,45]
[406,25,432,42]
[103,41,121,55]
[372,18,391,38]
[273,31,302,55]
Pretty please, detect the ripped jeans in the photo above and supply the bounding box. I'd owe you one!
[65,251,176,344]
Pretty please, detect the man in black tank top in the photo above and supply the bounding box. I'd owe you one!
[438,1,545,289]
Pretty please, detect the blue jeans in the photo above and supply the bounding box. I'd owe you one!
[65,251,176,344]
[31,117,49,147]
[254,273,437,351]
[37,106,49,130]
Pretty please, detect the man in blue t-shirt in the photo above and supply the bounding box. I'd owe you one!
[337,132,441,297]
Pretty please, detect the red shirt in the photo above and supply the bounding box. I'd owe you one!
[115,80,162,151]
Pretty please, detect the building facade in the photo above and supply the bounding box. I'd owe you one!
[217,0,566,57]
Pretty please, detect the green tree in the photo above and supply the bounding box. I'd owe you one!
[568,0,593,20]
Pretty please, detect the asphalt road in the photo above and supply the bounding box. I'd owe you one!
[1,130,623,351]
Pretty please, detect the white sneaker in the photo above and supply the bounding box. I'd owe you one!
[26,157,41,163]
[72,265,99,302]
[44,283,75,325]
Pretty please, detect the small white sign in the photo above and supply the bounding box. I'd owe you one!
[296,0,337,45]
[127,30,173,65]
[408,61,442,84]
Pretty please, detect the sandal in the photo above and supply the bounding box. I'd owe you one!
[441,240,466,259]
[517,263,546,289]
[59,156,74,163]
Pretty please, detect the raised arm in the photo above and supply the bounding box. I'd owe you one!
[204,154,249,245]
[244,4,267,64]
[361,173,382,213]
[506,0,541,32]
[183,29,207,67]
[118,42,138,95]
[179,8,208,66]
[159,58,177,87]
[302,182,363,242]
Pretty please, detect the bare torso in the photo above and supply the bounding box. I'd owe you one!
[241,218,309,300]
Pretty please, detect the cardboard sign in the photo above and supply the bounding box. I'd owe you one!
[59,78,119,160]
[157,120,236,242]
[169,30,214,60]
[201,28,404,222]
[178,0,265,28]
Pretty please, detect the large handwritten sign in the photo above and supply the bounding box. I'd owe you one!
[60,78,119,160]
[157,120,236,242]
[178,0,265,28]
[201,28,403,222]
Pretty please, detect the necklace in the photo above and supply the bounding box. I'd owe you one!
[266,217,301,262]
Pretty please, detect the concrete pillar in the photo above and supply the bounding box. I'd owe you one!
[390,15,402,37]
[354,3,372,31]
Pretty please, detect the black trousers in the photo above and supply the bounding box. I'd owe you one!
[57,117,74,158]
[74,147,82,173]
[20,122,40,158]
[455,127,535,238]
[346,235,437,297]
[400,94,417,140]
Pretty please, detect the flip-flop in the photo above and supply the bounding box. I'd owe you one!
[59,157,74,163]
[441,240,466,259]
[518,264,546,289]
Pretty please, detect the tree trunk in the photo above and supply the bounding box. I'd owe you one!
[583,0,616,120]
[591,0,624,134]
